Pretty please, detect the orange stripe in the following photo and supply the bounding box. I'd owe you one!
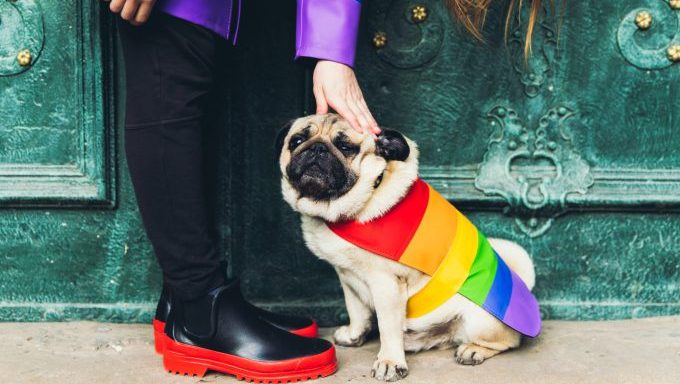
[398,184,458,275]
[407,209,479,318]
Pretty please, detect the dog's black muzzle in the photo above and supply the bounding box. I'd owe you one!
[286,142,354,200]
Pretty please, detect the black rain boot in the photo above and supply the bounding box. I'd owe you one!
[162,280,336,382]
[153,279,318,354]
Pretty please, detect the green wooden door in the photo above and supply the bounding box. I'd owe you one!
[228,0,679,325]
[1,0,677,324]
[0,1,159,321]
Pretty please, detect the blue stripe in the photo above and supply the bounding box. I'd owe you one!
[482,252,513,319]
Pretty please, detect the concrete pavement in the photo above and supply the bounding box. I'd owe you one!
[0,317,678,384]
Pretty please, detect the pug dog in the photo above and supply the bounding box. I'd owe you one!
[277,114,536,381]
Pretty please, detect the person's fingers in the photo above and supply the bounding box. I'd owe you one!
[348,84,379,133]
[109,0,126,13]
[313,86,329,114]
[362,102,380,133]
[121,0,140,21]
[358,98,381,135]
[352,94,379,135]
[133,1,155,25]
[347,100,371,134]
[328,97,361,133]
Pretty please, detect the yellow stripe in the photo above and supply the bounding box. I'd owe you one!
[398,185,458,275]
[406,209,479,318]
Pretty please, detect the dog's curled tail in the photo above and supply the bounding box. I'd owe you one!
[488,238,536,291]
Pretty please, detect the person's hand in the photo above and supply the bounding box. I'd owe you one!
[105,0,157,26]
[313,60,380,136]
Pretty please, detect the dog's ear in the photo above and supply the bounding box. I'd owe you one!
[376,128,410,161]
[275,119,295,159]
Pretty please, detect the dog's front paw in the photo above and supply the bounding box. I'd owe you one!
[333,325,367,347]
[454,343,498,366]
[371,359,408,382]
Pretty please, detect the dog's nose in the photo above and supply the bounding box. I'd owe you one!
[310,142,328,155]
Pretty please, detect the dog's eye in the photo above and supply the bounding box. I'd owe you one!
[335,141,359,156]
[288,134,306,151]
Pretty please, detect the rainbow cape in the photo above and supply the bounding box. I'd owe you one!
[326,178,541,337]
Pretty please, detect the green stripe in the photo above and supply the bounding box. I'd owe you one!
[458,232,498,305]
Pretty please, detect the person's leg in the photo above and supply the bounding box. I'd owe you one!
[119,10,317,333]
[119,13,224,301]
[117,12,336,382]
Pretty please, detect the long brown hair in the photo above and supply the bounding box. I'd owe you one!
[444,0,558,57]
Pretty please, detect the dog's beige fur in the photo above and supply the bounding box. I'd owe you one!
[280,114,536,381]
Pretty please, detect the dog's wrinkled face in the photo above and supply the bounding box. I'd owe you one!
[277,114,416,222]
[282,115,361,200]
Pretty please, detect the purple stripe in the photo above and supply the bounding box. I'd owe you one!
[501,270,542,337]
[295,0,362,67]
[157,0,232,40]
[481,252,513,319]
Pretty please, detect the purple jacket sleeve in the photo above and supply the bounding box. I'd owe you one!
[295,0,362,67]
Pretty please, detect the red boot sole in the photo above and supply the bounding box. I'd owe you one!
[163,337,337,382]
[153,319,166,354]
[153,319,319,355]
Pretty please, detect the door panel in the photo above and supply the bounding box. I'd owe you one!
[1,0,676,324]
[0,0,114,206]
[0,1,159,322]
[230,0,679,325]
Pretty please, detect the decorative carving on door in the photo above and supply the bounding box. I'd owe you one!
[0,0,44,76]
[0,1,116,206]
[371,0,445,68]
[475,105,594,237]
[617,0,680,69]
[507,3,560,97]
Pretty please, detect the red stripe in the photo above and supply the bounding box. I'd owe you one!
[327,179,429,260]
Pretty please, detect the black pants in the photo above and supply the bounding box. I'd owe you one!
[118,13,228,301]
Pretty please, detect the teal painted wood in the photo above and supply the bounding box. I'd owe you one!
[0,1,161,322]
[229,0,679,325]
[0,0,116,206]
[0,0,677,325]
